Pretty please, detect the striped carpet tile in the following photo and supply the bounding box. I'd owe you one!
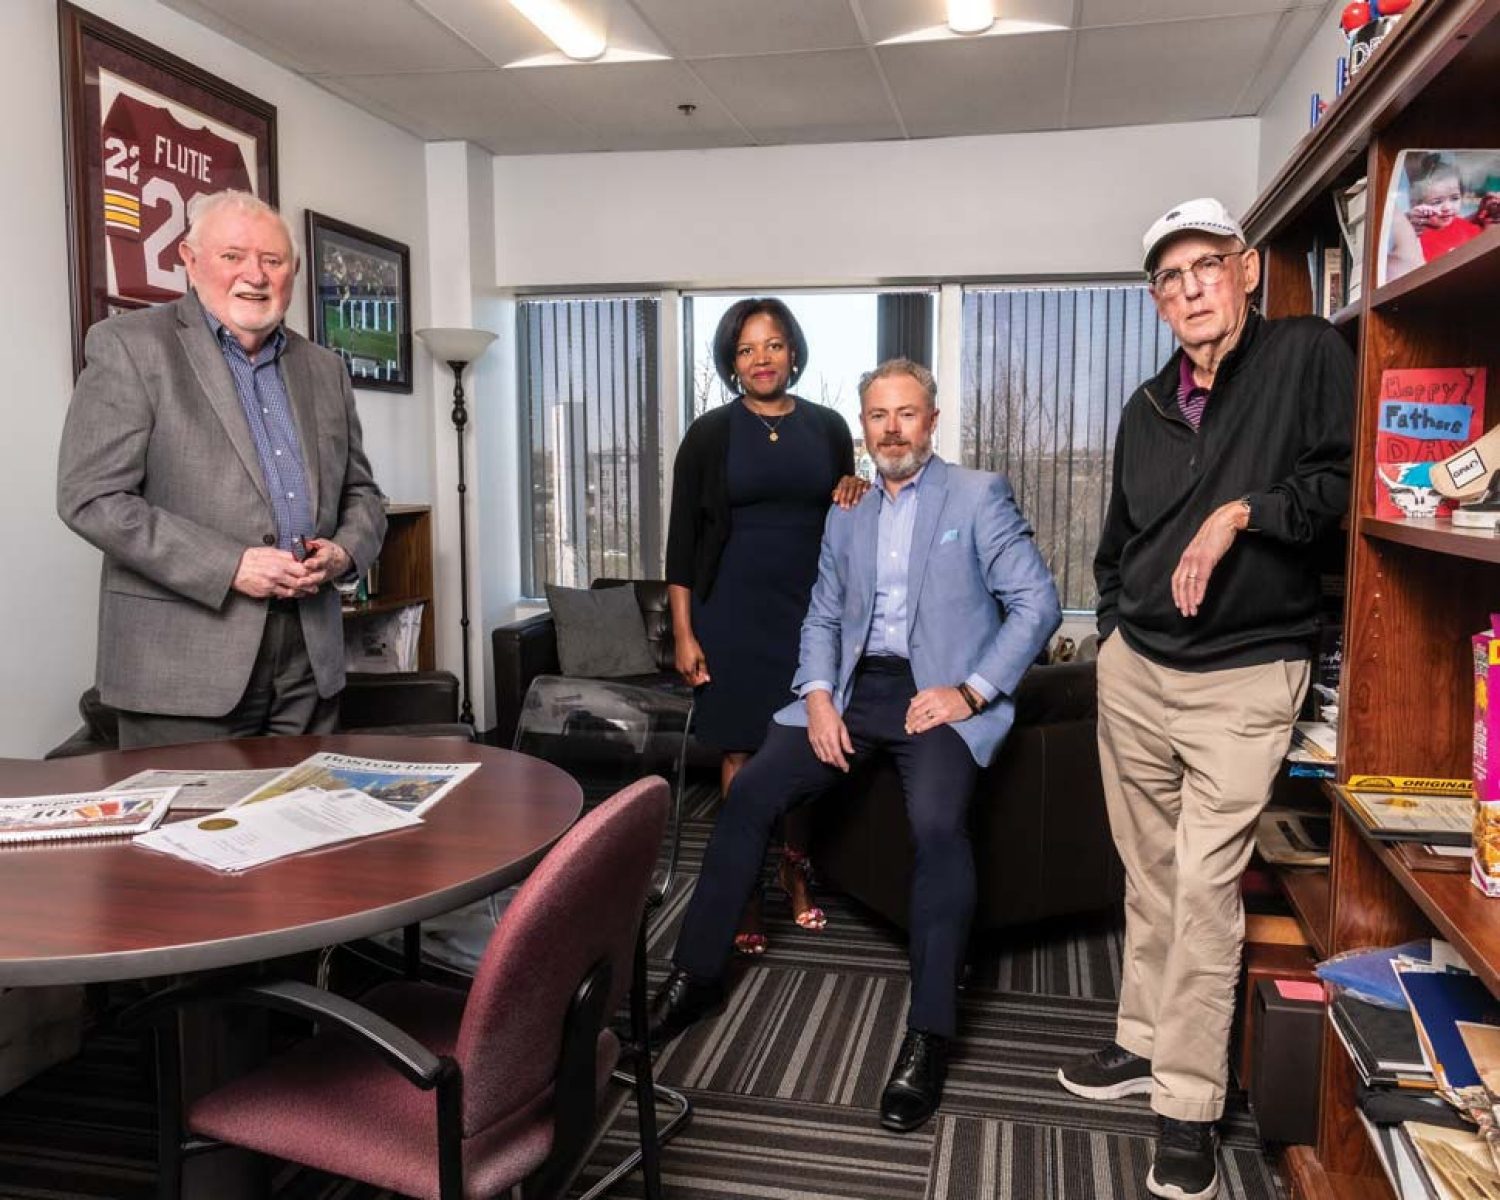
[574,1092,935,1200]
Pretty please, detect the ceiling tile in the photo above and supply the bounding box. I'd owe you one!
[629,0,864,58]
[1235,5,1326,114]
[320,70,590,153]
[509,60,752,151]
[165,0,492,75]
[857,0,1073,44]
[876,31,1072,138]
[1068,13,1282,127]
[689,50,902,144]
[1079,0,1321,26]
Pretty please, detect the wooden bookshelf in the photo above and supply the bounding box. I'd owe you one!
[342,503,435,671]
[1242,2,1500,1194]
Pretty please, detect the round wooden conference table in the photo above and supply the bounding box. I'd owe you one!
[0,734,584,987]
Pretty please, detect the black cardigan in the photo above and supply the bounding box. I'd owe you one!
[665,399,855,603]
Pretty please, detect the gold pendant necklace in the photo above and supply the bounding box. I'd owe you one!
[754,410,788,442]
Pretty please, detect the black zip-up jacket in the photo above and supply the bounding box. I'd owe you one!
[1095,311,1354,669]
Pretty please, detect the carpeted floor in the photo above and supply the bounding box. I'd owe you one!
[0,781,1286,1200]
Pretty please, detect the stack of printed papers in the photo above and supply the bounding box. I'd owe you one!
[136,787,420,872]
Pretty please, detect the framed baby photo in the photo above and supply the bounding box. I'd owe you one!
[305,210,414,394]
[57,2,278,374]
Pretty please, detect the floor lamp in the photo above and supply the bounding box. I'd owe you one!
[415,327,497,727]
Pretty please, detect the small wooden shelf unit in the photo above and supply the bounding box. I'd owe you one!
[1241,1,1500,1195]
[341,503,435,672]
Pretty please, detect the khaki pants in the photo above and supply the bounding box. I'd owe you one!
[1097,633,1309,1122]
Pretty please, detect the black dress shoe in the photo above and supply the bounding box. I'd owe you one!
[879,1029,948,1132]
[647,968,726,1048]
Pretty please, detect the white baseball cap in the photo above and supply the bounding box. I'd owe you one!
[1142,198,1246,272]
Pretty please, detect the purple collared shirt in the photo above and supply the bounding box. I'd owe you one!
[1177,353,1210,429]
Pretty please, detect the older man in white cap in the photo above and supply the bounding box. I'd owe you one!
[1056,199,1354,1200]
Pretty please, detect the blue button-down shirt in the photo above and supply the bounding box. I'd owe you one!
[866,464,926,659]
[801,463,998,704]
[206,314,314,552]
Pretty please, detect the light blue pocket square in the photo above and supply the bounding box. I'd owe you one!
[940,528,960,544]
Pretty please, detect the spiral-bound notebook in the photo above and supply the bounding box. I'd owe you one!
[0,787,176,845]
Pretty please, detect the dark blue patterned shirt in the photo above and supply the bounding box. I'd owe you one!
[205,312,314,552]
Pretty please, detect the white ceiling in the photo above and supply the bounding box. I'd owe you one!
[160,0,1333,155]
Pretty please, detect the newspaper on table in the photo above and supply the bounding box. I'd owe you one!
[0,787,176,845]
[239,752,478,816]
[105,767,284,811]
[136,787,420,872]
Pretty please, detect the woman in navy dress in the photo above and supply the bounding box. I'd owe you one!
[665,298,864,953]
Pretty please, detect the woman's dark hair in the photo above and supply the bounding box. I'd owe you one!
[711,297,809,393]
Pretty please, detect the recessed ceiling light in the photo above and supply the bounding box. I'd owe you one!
[878,17,1066,46]
[504,47,667,68]
[509,0,607,62]
[948,0,995,35]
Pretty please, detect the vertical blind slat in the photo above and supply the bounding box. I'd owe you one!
[960,284,1173,612]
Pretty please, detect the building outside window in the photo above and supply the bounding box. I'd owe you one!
[961,284,1176,612]
[517,296,661,595]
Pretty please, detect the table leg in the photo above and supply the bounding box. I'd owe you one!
[176,1003,268,1200]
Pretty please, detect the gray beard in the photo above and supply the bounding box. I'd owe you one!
[874,443,933,482]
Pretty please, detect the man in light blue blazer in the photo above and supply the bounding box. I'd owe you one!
[649,358,1061,1132]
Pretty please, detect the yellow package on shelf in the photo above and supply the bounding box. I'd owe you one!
[1345,775,1473,796]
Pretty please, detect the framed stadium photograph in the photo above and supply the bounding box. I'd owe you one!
[57,2,278,374]
[305,212,413,393]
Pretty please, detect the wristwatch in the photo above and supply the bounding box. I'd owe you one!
[957,682,985,715]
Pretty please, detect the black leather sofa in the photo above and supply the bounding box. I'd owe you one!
[46,670,471,758]
[492,580,1122,933]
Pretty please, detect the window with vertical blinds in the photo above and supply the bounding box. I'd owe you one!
[961,285,1177,612]
[517,297,662,595]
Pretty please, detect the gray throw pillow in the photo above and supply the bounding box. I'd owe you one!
[545,584,658,678]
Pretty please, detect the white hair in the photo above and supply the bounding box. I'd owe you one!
[184,190,300,266]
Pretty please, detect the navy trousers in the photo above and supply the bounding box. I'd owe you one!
[674,658,980,1037]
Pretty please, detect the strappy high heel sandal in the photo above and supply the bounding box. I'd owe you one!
[778,847,827,931]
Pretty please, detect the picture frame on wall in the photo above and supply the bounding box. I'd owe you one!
[57,1,278,374]
[305,211,414,394]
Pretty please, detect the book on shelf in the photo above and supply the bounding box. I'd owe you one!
[0,788,176,845]
[1336,780,1472,845]
[343,602,424,673]
[1332,993,1431,1079]
[1405,1120,1500,1198]
[1255,808,1330,866]
[1290,720,1337,762]
[1395,966,1500,1094]
[1374,367,1486,521]
[1391,841,1472,875]
[1356,1110,1441,1200]
[1376,149,1500,287]
[1320,245,1346,317]
[1318,939,1434,1010]
[1333,176,1367,303]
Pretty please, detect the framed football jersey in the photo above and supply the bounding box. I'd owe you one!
[58,3,277,374]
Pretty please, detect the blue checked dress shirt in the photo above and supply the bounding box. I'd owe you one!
[207,316,314,552]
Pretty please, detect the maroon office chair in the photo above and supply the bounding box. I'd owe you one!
[132,776,670,1200]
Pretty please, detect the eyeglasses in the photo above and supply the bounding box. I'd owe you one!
[1148,249,1250,297]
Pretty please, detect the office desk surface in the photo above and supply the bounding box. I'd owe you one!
[0,735,583,986]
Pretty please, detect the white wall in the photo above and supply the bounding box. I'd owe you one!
[1258,5,1350,190]
[491,119,1261,289]
[2,0,435,756]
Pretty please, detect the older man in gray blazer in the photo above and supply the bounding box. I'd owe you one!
[58,190,386,747]
[648,358,1061,1133]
